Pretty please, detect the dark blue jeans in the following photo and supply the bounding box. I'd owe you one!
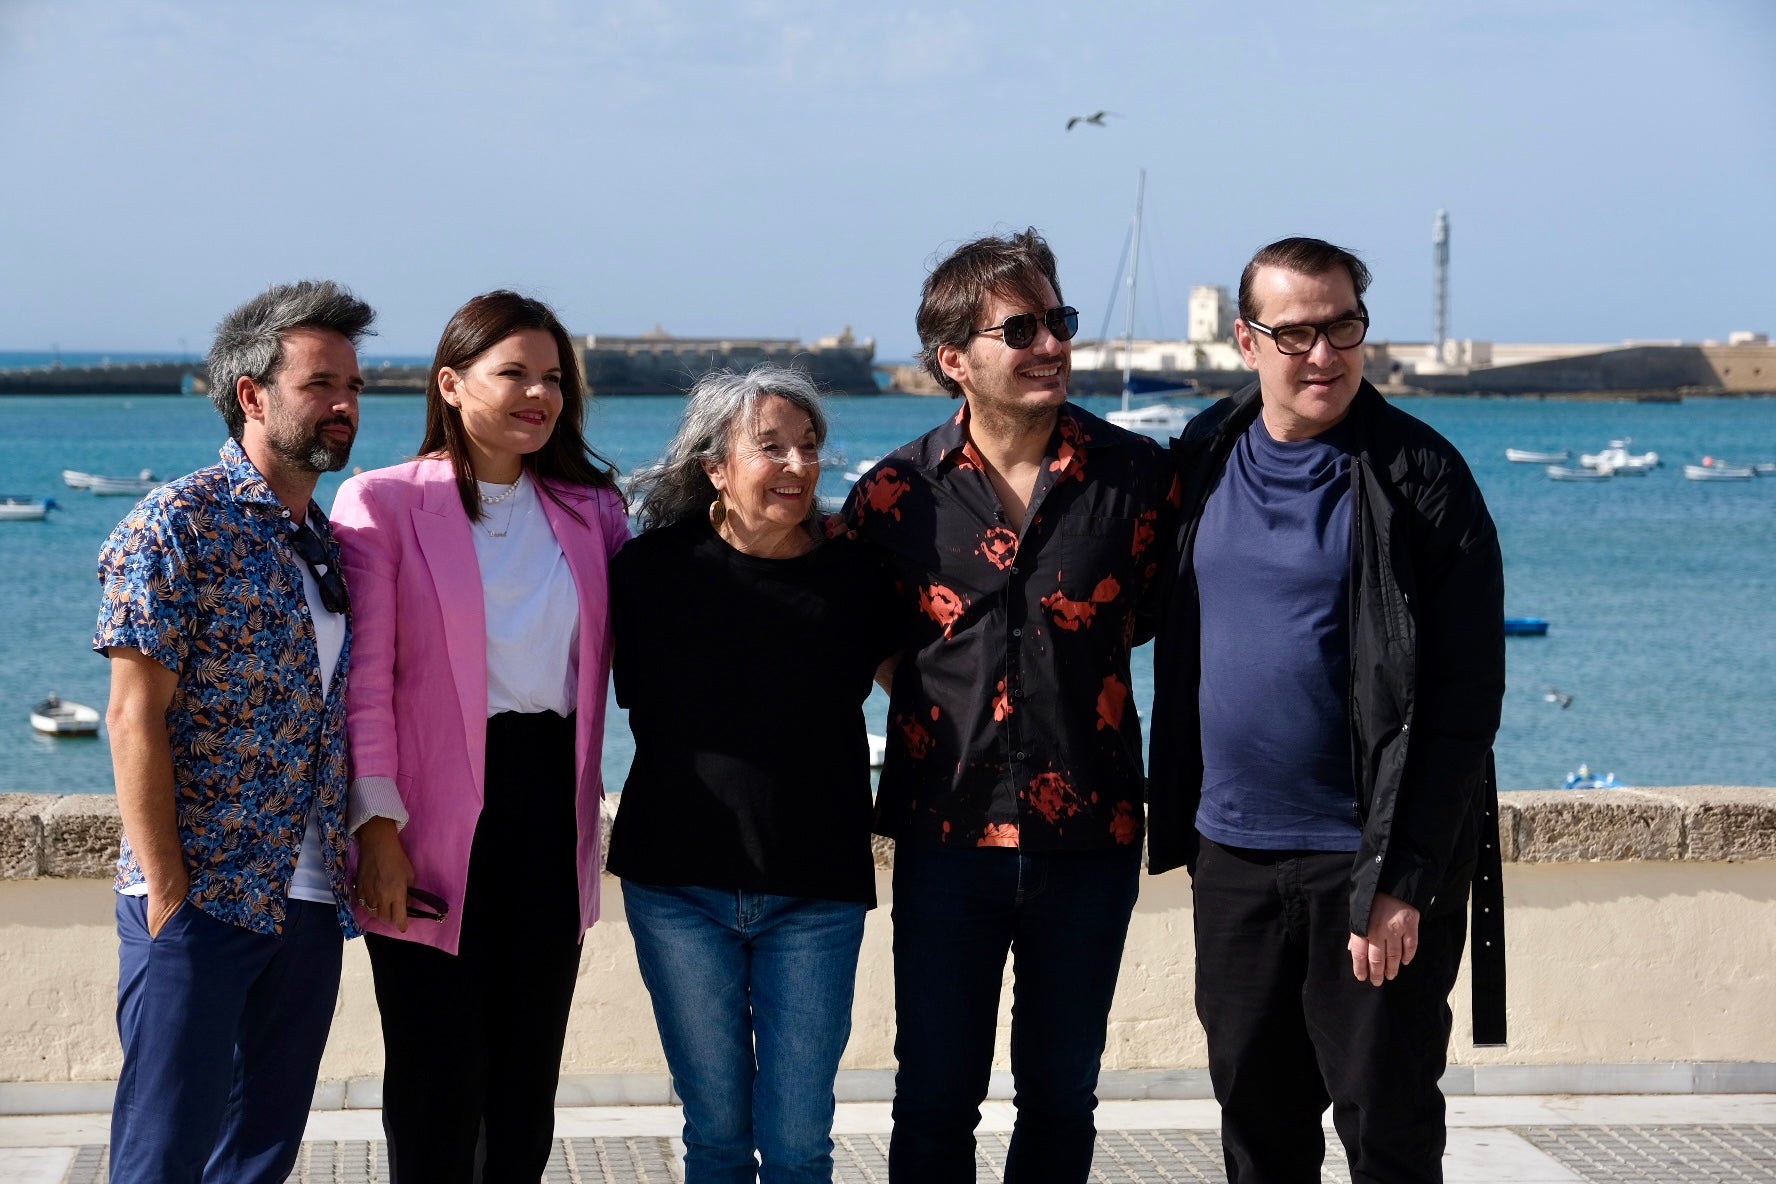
[110,895,343,1184]
[888,843,1141,1184]
[623,881,868,1184]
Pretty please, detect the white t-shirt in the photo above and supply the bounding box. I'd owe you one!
[473,477,580,717]
[284,556,345,904]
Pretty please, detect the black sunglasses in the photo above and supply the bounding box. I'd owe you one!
[970,305,1080,350]
[289,521,350,615]
[1244,313,1369,356]
[405,886,449,923]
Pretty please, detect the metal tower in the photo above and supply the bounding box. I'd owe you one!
[1432,209,1450,357]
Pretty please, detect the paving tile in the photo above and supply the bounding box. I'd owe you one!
[35,1113,1776,1182]
[0,1146,74,1184]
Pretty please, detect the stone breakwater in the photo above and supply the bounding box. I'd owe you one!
[6,787,1776,880]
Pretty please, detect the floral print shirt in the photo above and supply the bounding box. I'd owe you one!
[844,402,1180,851]
[94,439,359,938]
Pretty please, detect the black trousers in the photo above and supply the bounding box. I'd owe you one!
[367,710,584,1184]
[1192,838,1468,1184]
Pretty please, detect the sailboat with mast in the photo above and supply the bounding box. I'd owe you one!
[1103,169,1198,438]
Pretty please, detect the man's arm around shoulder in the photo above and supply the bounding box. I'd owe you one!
[107,648,187,938]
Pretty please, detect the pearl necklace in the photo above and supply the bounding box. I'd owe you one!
[478,474,523,505]
[477,475,523,538]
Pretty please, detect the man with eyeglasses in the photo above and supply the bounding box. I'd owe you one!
[1146,237,1506,1183]
[844,228,1177,1183]
[95,280,374,1184]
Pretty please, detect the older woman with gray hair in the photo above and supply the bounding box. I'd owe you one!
[607,365,898,1183]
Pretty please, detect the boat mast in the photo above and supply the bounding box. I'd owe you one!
[1121,169,1145,411]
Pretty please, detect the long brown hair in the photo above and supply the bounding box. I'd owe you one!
[417,290,621,522]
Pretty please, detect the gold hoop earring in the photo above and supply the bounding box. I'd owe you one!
[709,495,726,529]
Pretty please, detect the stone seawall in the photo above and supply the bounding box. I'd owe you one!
[8,787,1775,881]
[2,787,1774,1112]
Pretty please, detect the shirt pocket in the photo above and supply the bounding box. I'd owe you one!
[1048,516,1140,593]
[1031,517,1143,636]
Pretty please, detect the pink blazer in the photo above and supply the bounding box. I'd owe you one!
[330,457,629,954]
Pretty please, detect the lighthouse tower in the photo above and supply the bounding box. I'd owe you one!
[1432,209,1450,362]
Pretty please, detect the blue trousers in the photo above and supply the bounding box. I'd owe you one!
[623,881,868,1184]
[887,843,1141,1184]
[110,895,344,1184]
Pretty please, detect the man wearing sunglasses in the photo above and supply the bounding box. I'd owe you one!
[844,229,1176,1183]
[1146,237,1506,1183]
[96,281,374,1184]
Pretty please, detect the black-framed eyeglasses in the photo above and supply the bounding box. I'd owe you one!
[1244,313,1369,356]
[406,886,449,923]
[289,521,349,615]
[970,306,1080,350]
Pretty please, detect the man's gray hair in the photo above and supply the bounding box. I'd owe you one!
[206,280,376,439]
[629,364,829,533]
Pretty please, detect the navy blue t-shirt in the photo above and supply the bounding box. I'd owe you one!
[1193,413,1361,851]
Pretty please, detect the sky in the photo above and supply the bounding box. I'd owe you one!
[2,0,1773,360]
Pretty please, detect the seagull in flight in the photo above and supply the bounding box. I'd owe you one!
[1544,687,1574,709]
[1066,110,1117,131]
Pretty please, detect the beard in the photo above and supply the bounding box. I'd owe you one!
[265,408,355,473]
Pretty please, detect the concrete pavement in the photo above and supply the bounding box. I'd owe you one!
[3,1094,1775,1182]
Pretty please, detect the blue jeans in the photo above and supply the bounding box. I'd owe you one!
[888,843,1141,1184]
[622,881,868,1184]
[110,895,344,1184]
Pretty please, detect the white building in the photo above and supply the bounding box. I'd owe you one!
[1072,338,1247,373]
[1188,285,1237,343]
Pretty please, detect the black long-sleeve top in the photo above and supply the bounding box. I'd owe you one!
[606,519,899,904]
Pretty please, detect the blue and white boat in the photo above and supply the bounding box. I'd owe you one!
[1564,764,1625,790]
[0,496,56,521]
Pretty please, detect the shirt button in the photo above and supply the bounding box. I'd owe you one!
[281,509,291,518]
[1011,627,1021,637]
[1010,566,1020,575]
[1015,750,1027,761]
[299,605,310,616]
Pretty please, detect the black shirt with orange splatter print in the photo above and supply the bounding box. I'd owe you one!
[843,402,1181,852]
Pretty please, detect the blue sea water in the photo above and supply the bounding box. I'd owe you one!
[2,392,1773,798]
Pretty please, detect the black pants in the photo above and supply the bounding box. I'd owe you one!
[1192,838,1468,1184]
[367,710,583,1184]
[888,844,1141,1184]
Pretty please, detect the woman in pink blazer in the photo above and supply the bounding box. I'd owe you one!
[331,291,627,1184]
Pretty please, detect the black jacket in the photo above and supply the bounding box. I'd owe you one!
[1147,380,1507,1045]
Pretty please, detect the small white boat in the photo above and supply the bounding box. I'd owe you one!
[1753,462,1776,475]
[867,733,887,768]
[1505,448,1570,464]
[1106,400,1196,437]
[87,469,163,496]
[30,694,101,736]
[0,496,56,521]
[1546,465,1611,481]
[1579,439,1658,472]
[61,469,96,489]
[1685,462,1754,481]
[1103,171,1198,441]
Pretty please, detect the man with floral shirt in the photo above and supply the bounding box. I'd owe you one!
[845,229,1177,1184]
[96,280,374,1184]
